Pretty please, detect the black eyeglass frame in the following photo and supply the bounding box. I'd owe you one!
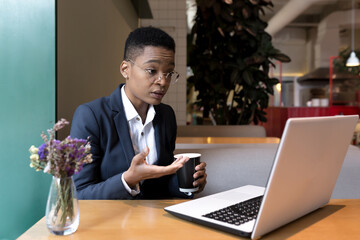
[126,59,179,85]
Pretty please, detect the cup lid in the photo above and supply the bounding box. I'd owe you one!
[174,153,201,159]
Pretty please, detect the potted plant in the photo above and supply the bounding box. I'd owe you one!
[188,0,291,125]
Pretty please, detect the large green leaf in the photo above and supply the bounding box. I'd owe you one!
[189,0,291,125]
[230,69,241,83]
[242,70,254,85]
[273,53,291,63]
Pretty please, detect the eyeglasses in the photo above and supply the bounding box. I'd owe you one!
[127,59,179,85]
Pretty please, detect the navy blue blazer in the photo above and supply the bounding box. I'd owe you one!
[70,84,188,199]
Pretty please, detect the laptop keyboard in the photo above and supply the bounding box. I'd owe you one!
[202,196,263,226]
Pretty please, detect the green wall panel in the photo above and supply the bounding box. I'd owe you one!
[0,0,55,239]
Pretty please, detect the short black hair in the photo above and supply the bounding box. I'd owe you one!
[123,26,175,60]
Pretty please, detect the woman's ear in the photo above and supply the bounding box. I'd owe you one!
[120,61,130,79]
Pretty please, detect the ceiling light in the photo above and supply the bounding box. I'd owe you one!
[346,0,360,67]
[346,51,360,67]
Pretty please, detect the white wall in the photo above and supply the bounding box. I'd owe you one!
[140,0,187,125]
[273,27,309,77]
[272,8,360,106]
[273,8,360,77]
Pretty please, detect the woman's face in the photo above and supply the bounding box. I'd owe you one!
[121,46,175,109]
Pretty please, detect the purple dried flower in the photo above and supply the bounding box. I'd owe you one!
[38,143,48,160]
[29,118,92,178]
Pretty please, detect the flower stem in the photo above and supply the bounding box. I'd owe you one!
[54,177,74,228]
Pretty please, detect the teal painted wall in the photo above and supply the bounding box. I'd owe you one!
[0,0,55,239]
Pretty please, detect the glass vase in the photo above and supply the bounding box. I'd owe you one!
[45,176,79,235]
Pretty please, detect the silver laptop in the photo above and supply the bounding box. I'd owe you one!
[165,115,358,239]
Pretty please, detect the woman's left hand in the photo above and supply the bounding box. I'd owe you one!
[193,162,207,193]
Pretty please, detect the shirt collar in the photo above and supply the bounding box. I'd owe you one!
[121,85,156,124]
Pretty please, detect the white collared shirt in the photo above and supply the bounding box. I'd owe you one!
[120,85,158,196]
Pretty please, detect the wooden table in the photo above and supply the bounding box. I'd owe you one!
[18,199,360,240]
[175,137,280,150]
[176,137,280,144]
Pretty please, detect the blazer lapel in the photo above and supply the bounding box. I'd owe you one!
[113,113,134,167]
[110,84,134,167]
[153,106,162,165]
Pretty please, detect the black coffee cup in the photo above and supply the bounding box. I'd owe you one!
[174,153,201,193]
